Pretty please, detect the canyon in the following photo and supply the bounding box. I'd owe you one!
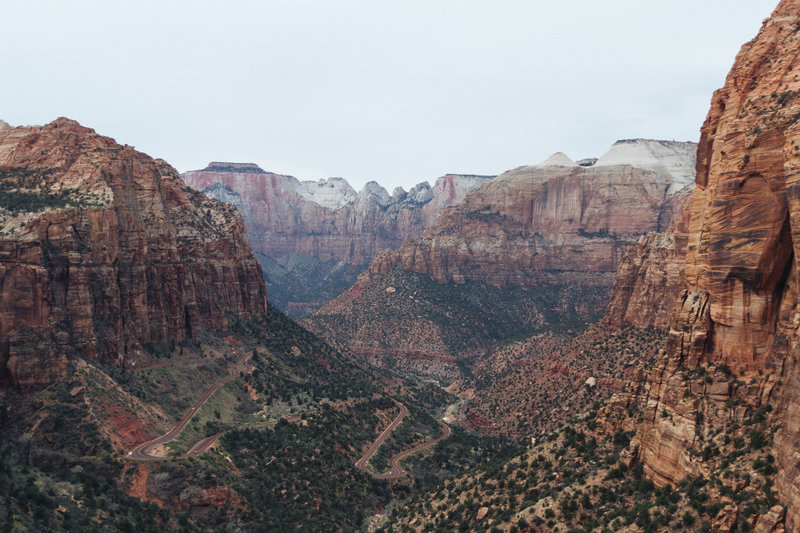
[182,163,492,315]
[4,1,800,530]
[385,3,800,530]
[0,118,444,532]
[304,139,696,375]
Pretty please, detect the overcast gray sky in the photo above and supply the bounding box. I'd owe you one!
[1,0,778,191]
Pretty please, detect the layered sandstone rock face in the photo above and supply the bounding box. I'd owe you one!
[605,194,692,330]
[306,142,696,370]
[182,164,492,314]
[600,3,800,528]
[368,140,696,287]
[0,119,267,387]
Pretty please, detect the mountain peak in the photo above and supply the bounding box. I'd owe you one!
[595,139,697,189]
[205,162,266,174]
[538,152,576,167]
[297,177,357,209]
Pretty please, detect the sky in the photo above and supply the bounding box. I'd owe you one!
[1,0,778,191]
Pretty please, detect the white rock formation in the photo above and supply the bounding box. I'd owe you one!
[539,152,578,167]
[594,139,697,192]
[297,177,357,210]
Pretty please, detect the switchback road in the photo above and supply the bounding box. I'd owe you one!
[355,400,407,472]
[355,401,450,479]
[128,354,447,470]
[128,350,273,461]
[128,377,233,460]
[380,422,450,479]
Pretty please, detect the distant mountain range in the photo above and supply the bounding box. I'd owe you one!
[182,164,493,315]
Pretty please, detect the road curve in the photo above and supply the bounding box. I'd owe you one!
[183,414,303,457]
[355,400,407,472]
[380,422,450,479]
[128,377,234,460]
[355,400,450,479]
[128,351,262,460]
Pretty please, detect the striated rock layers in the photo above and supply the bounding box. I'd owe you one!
[182,164,492,314]
[367,140,696,288]
[605,194,692,330]
[306,141,696,370]
[600,2,800,529]
[0,119,267,387]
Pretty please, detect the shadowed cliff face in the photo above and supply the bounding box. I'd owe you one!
[605,194,693,330]
[598,2,800,528]
[0,119,267,387]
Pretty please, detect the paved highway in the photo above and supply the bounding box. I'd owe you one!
[355,400,407,472]
[379,422,450,479]
[128,377,233,460]
[355,400,450,479]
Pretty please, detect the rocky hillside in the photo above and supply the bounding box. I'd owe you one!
[434,194,691,444]
[305,140,696,376]
[461,323,667,442]
[0,119,267,387]
[182,164,492,315]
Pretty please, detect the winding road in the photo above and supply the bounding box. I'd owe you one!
[355,401,407,473]
[128,377,234,460]
[127,354,449,471]
[355,401,450,479]
[382,421,450,478]
[128,350,288,461]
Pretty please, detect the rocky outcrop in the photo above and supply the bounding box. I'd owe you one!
[367,140,696,288]
[605,193,692,329]
[182,165,492,314]
[599,2,800,529]
[0,119,268,387]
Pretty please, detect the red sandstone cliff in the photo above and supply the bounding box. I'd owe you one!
[181,167,492,267]
[0,119,267,387]
[367,142,696,288]
[182,165,492,314]
[605,193,692,330]
[598,2,800,529]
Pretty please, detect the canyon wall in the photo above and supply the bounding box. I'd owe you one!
[0,119,267,387]
[599,2,800,528]
[182,164,492,314]
[367,141,696,288]
[605,194,692,330]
